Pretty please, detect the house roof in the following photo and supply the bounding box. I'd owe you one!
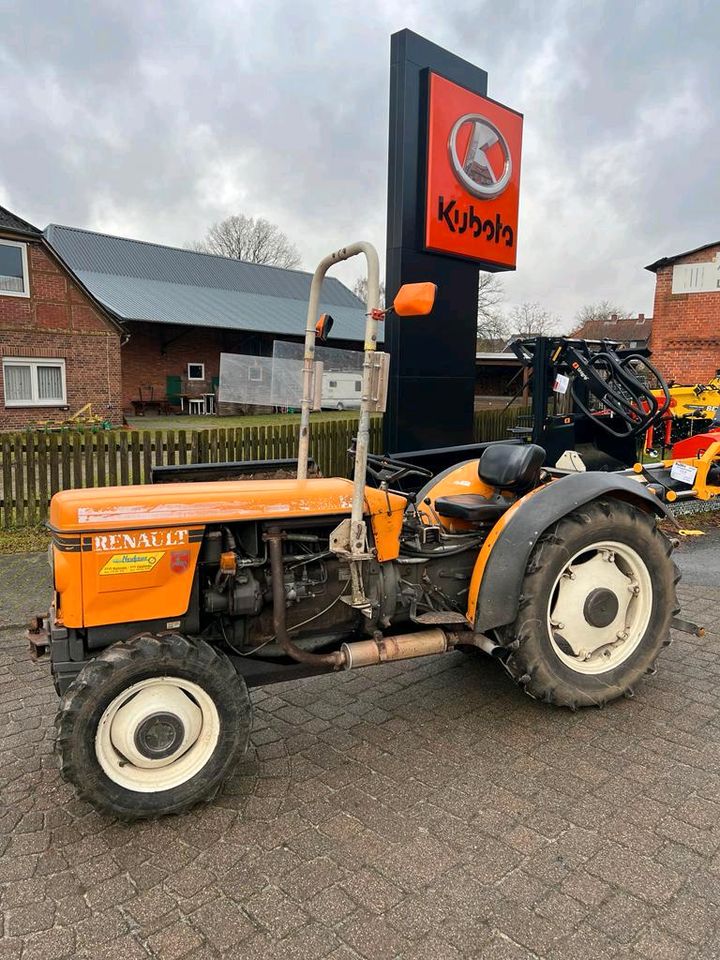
[44,224,370,342]
[570,315,652,343]
[0,205,43,239]
[645,241,720,273]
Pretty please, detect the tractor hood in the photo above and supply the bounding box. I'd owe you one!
[49,477,405,533]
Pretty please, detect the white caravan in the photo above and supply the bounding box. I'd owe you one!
[322,372,362,410]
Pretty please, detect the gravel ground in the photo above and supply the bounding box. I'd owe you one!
[1,538,719,959]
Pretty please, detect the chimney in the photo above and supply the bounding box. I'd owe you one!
[638,313,645,323]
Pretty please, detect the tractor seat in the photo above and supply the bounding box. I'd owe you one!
[434,443,546,523]
[434,492,511,522]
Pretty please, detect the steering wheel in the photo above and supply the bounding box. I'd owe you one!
[361,452,433,486]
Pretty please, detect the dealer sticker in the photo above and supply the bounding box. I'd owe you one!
[99,552,164,576]
[670,461,697,485]
[553,373,570,395]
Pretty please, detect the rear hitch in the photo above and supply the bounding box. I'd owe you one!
[27,615,50,662]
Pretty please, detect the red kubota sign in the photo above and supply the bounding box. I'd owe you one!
[424,72,523,269]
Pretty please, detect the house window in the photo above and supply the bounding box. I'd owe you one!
[0,240,30,298]
[2,358,66,407]
[187,363,205,381]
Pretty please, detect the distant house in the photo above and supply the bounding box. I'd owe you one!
[0,206,123,429]
[44,224,367,415]
[475,338,523,406]
[646,241,720,383]
[570,313,652,351]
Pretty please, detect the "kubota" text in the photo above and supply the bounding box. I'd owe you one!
[437,197,514,246]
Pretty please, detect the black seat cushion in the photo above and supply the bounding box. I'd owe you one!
[478,443,545,492]
[434,493,511,522]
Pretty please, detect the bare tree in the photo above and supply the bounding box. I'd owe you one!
[192,214,301,268]
[352,277,385,307]
[575,300,627,340]
[476,273,507,344]
[507,301,561,338]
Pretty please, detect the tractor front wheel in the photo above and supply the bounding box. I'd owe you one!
[55,634,252,820]
[500,499,678,708]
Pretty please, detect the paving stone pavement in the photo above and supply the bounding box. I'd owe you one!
[2,580,720,959]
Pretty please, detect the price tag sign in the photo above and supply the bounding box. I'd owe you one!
[670,461,697,486]
[553,373,570,395]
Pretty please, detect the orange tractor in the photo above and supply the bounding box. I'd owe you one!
[34,243,688,819]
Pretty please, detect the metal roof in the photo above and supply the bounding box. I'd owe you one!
[475,352,520,361]
[44,223,371,341]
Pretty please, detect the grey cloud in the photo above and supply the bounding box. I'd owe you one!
[2,0,718,320]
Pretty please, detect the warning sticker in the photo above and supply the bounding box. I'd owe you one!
[99,552,164,576]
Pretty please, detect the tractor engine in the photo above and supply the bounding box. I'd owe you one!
[194,518,482,659]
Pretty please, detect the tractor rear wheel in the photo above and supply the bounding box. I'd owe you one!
[55,633,252,820]
[499,499,678,708]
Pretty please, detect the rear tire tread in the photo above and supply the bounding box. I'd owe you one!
[500,499,678,709]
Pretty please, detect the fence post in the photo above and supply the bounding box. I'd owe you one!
[49,433,60,499]
[83,431,95,495]
[38,432,49,520]
[72,433,82,489]
[2,434,13,528]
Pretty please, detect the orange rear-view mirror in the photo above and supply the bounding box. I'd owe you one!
[393,282,437,317]
[315,313,334,342]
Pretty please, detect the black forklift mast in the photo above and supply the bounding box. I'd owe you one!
[509,336,671,471]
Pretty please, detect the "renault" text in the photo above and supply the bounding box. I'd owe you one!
[93,529,189,552]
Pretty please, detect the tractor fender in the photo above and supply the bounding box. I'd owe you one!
[468,472,670,634]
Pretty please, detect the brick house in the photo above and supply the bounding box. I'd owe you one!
[0,207,123,430]
[570,313,652,351]
[44,224,367,414]
[646,241,720,383]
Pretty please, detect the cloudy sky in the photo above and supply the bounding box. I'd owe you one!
[3,0,718,324]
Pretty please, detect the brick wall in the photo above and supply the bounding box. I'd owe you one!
[120,324,269,410]
[0,235,122,429]
[649,244,720,383]
[120,326,365,413]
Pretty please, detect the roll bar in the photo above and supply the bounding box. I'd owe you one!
[297,242,381,611]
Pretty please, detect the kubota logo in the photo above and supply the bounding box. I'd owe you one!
[424,72,522,268]
[448,114,512,200]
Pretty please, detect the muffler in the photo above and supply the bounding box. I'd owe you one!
[341,628,452,670]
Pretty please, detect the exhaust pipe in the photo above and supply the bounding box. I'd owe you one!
[266,525,456,670]
[341,628,451,669]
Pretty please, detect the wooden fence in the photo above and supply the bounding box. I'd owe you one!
[0,406,528,527]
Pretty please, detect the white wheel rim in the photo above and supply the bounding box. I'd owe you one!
[546,539,653,675]
[95,677,220,792]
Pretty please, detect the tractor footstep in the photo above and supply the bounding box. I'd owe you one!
[412,611,470,627]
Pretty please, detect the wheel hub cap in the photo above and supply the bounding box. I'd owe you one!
[134,712,185,760]
[583,587,619,628]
